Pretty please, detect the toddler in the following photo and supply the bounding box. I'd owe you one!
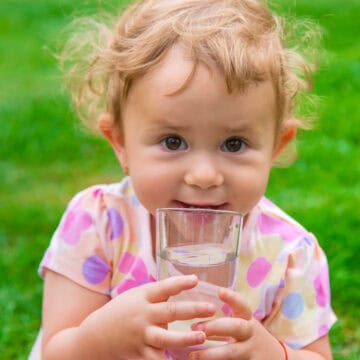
[30,0,337,359]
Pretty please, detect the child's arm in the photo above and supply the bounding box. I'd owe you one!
[190,288,333,360]
[41,272,215,360]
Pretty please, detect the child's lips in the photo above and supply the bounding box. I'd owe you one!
[174,200,227,210]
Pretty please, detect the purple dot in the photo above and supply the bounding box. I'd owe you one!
[246,257,272,288]
[59,210,93,245]
[107,208,124,240]
[82,255,109,284]
[281,292,304,319]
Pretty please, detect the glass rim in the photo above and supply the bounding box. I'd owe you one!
[156,207,243,217]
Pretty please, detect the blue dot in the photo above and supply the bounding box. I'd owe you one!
[281,292,304,319]
[131,194,140,206]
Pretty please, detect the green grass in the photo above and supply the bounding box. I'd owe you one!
[1,0,359,358]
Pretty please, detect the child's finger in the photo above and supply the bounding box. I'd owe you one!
[151,301,216,323]
[146,275,198,302]
[189,342,243,360]
[192,317,252,341]
[145,325,206,349]
[218,288,252,320]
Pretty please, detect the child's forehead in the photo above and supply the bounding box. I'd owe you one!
[125,48,277,131]
[130,44,276,108]
[142,44,197,95]
[136,44,228,97]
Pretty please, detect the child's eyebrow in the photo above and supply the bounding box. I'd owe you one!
[148,118,189,132]
[222,124,252,134]
[145,115,258,135]
[146,120,255,135]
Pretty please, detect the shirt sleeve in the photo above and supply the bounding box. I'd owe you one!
[264,233,337,349]
[38,186,114,295]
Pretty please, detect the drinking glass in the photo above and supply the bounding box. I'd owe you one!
[156,208,242,359]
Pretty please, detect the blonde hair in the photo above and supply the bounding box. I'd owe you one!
[61,0,321,146]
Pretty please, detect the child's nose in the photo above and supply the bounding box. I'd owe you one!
[184,156,224,189]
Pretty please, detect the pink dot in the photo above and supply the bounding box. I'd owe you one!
[118,252,136,273]
[314,266,330,307]
[253,308,265,320]
[246,257,272,288]
[258,213,305,242]
[318,324,329,337]
[58,209,93,244]
[92,188,103,198]
[117,279,138,294]
[221,304,232,316]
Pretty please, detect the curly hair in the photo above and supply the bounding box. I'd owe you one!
[60,0,321,153]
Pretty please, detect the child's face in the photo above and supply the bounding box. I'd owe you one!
[112,45,280,216]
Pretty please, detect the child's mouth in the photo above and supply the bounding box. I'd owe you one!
[174,201,226,210]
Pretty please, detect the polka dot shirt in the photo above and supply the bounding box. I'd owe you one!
[29,177,337,359]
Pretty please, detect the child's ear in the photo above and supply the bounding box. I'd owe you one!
[273,123,297,160]
[98,113,128,171]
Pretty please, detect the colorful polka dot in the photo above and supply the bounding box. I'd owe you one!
[117,278,139,294]
[262,284,279,315]
[288,342,303,350]
[131,194,140,206]
[253,308,265,320]
[258,213,305,242]
[82,255,109,284]
[221,303,232,316]
[318,324,329,337]
[118,252,137,274]
[281,292,304,319]
[314,266,330,307]
[116,252,155,293]
[58,209,92,245]
[246,257,272,288]
[92,188,102,198]
[297,236,313,247]
[107,208,124,240]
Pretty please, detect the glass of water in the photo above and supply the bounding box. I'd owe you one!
[156,208,242,359]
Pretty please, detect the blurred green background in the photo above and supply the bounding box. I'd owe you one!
[0,0,359,358]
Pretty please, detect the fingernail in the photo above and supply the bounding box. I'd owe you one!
[193,323,205,331]
[219,287,231,299]
[194,331,205,343]
[189,352,200,360]
[219,287,227,295]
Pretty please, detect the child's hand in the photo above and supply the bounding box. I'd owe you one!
[83,275,216,360]
[189,288,284,360]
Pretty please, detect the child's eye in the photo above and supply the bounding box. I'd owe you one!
[221,137,247,153]
[161,136,188,151]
